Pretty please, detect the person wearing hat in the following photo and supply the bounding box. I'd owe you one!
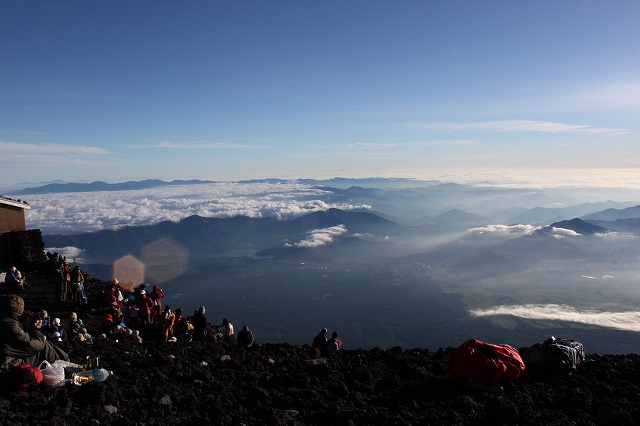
[0,295,69,369]
[98,313,114,337]
[65,312,84,340]
[45,318,66,342]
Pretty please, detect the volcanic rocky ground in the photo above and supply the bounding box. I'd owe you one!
[1,263,640,425]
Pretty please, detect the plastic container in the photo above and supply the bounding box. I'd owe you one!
[71,368,111,385]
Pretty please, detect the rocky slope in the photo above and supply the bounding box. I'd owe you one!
[1,263,639,425]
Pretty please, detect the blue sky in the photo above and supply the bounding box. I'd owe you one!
[1,1,639,190]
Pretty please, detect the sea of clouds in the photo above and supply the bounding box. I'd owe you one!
[25,182,371,235]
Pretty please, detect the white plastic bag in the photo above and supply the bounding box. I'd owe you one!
[39,360,66,387]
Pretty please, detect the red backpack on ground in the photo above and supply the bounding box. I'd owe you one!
[0,364,44,391]
[446,339,525,386]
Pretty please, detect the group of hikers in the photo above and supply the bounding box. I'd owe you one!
[0,255,344,374]
[102,278,255,346]
[47,253,88,307]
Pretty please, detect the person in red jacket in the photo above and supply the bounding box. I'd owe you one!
[149,284,165,322]
[136,289,154,329]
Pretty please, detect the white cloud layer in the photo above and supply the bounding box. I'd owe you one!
[471,304,640,333]
[25,182,371,235]
[45,246,86,264]
[286,225,348,248]
[549,227,582,237]
[468,224,540,235]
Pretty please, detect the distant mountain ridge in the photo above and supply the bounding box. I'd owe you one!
[44,208,399,263]
[13,179,215,194]
[544,218,611,235]
[582,204,640,221]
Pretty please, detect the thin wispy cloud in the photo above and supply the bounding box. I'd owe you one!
[471,304,640,333]
[347,140,478,149]
[416,120,628,136]
[285,225,348,248]
[0,141,109,164]
[292,151,395,159]
[152,140,267,149]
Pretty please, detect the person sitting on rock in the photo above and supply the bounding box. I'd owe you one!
[327,331,343,352]
[4,267,26,293]
[38,310,50,330]
[65,312,84,340]
[0,295,69,369]
[312,328,328,351]
[45,318,67,342]
[216,318,234,343]
[237,325,255,348]
[98,314,115,338]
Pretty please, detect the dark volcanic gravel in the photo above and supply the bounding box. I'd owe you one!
[2,264,640,425]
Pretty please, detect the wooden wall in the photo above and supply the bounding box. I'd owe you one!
[0,204,27,233]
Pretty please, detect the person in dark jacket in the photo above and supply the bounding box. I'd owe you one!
[172,308,189,341]
[191,306,208,341]
[0,295,68,370]
[4,267,25,293]
[237,325,255,348]
[70,265,86,307]
[312,328,328,350]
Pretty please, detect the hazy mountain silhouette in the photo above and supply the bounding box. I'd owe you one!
[14,179,214,194]
[582,204,640,221]
[545,218,612,235]
[585,218,640,234]
[414,209,488,228]
[44,208,399,263]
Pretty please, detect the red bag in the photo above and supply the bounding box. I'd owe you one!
[446,339,525,386]
[0,364,44,391]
